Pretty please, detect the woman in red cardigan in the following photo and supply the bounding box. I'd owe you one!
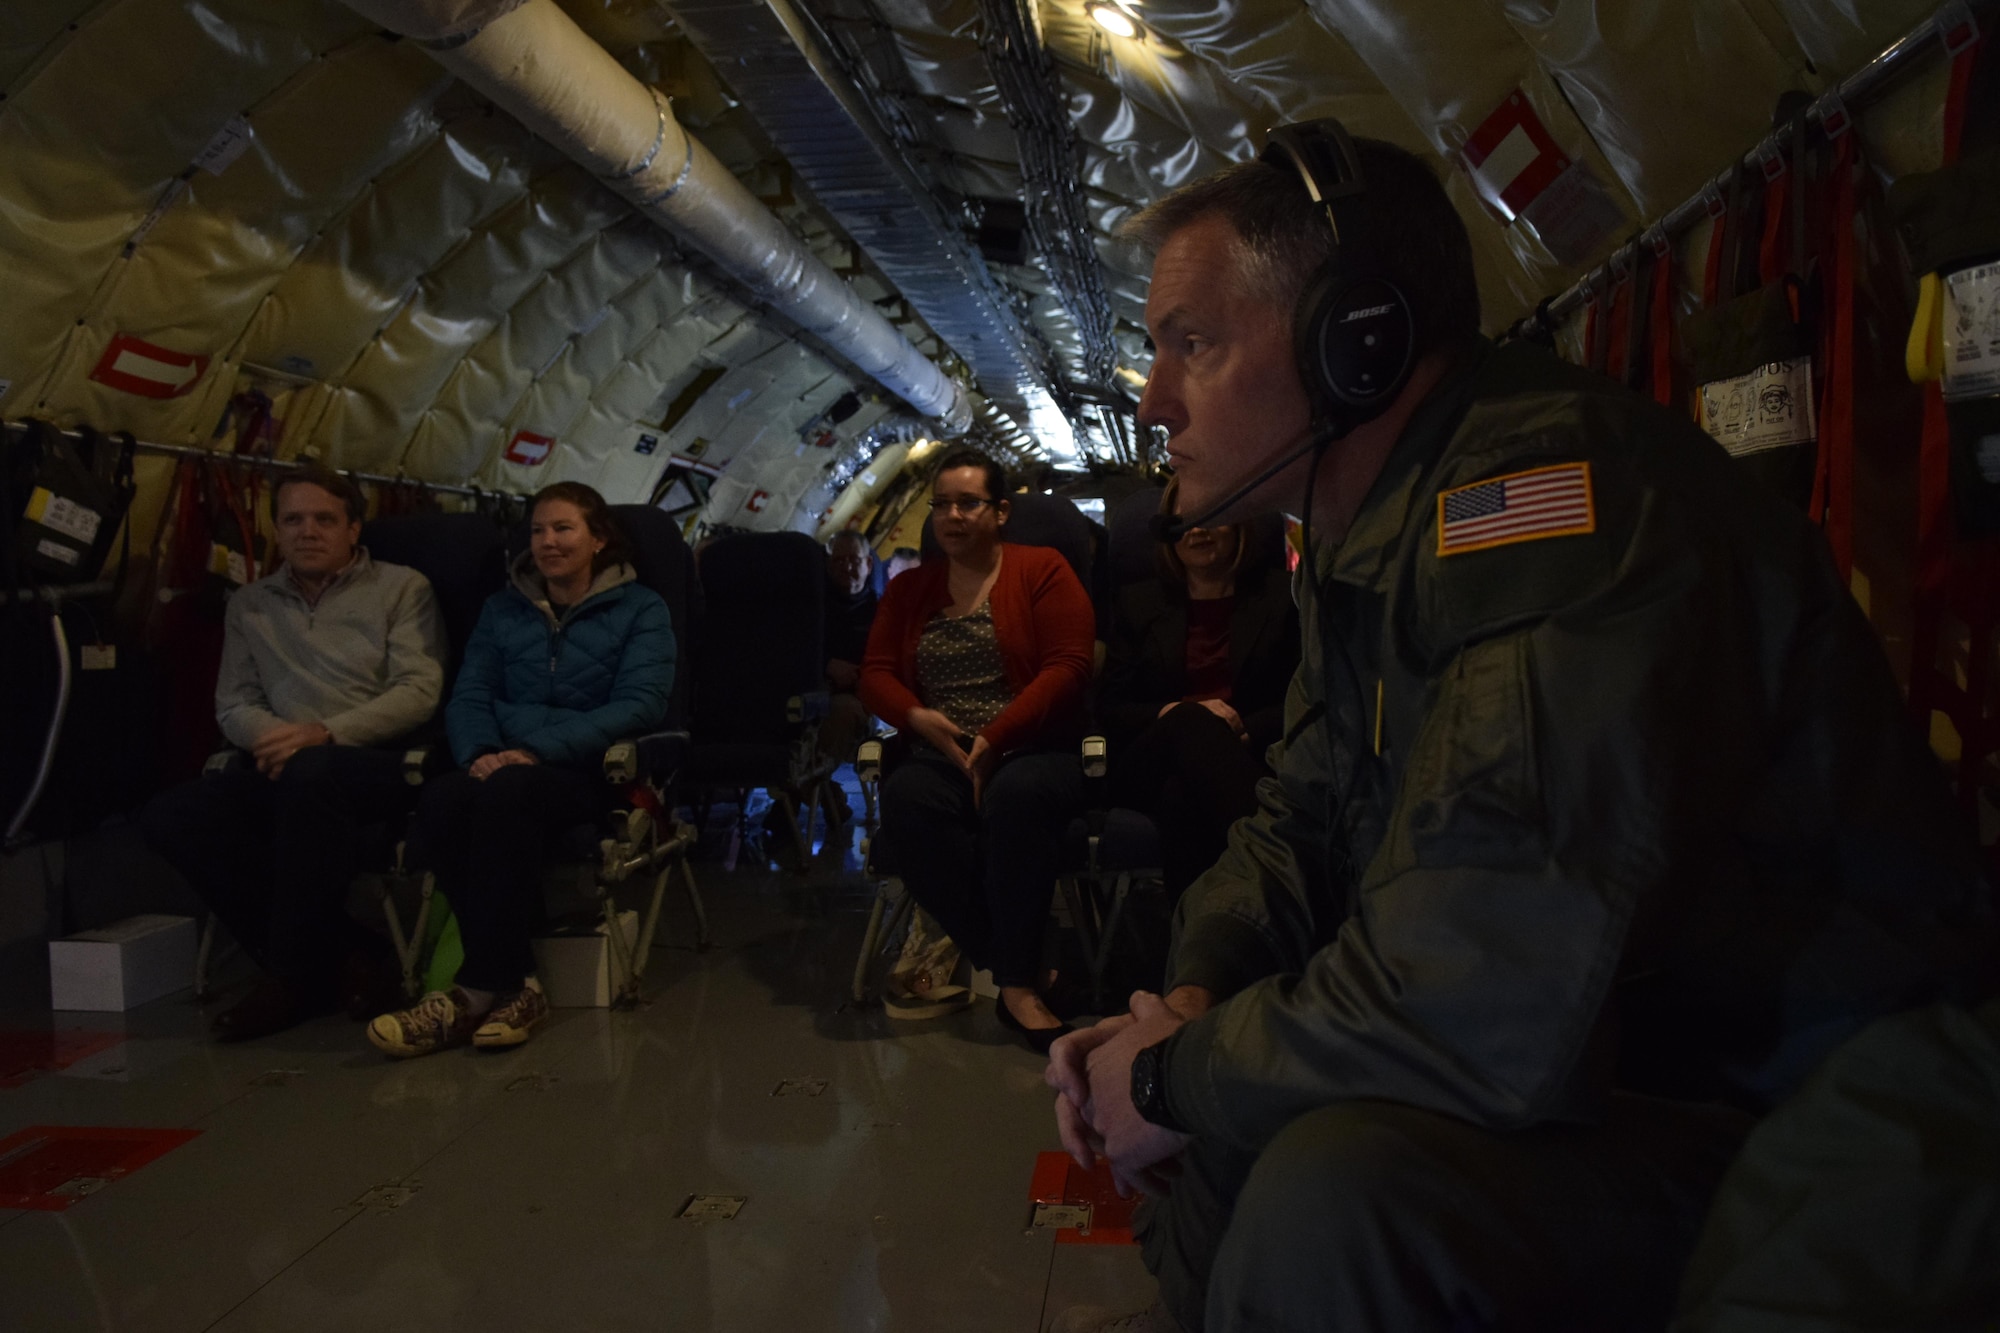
[860,449,1095,1051]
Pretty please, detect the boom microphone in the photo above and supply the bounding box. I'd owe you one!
[1150,425,1336,544]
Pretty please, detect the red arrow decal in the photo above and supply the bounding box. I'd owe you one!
[89,335,209,399]
[745,489,770,514]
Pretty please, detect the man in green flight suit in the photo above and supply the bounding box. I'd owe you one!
[1047,126,1996,1333]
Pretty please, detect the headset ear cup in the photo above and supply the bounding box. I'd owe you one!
[1299,269,1415,421]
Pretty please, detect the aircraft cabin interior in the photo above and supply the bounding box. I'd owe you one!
[3,0,1999,1329]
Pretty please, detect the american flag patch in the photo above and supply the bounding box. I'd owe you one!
[1436,462,1595,557]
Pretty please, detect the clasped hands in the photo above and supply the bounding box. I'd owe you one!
[469,748,538,780]
[904,706,998,803]
[1045,985,1212,1199]
[252,721,331,778]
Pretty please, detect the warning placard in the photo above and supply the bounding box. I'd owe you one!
[89,335,209,399]
[1697,357,1817,458]
[1943,260,2000,402]
[1462,91,1568,221]
[504,430,554,466]
[26,488,102,544]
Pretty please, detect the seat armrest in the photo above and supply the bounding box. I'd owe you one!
[606,731,690,785]
[203,749,248,776]
[1081,734,1108,781]
[400,745,437,786]
[787,690,832,725]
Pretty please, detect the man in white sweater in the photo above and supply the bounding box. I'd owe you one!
[142,468,446,1041]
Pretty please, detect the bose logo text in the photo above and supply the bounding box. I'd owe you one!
[1342,304,1397,323]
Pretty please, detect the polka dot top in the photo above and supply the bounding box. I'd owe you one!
[914,599,1015,740]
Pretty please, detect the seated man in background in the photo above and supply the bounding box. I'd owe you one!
[819,529,878,780]
[142,467,446,1042]
[881,545,922,587]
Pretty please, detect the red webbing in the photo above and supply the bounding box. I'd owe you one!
[1649,248,1675,407]
[1604,274,1633,382]
[1811,130,1858,577]
[1701,206,1729,309]
[1757,172,1789,287]
[1918,39,1983,599]
[1582,296,1603,373]
[1908,34,1995,802]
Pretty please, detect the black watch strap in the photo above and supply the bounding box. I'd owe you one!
[1130,1034,1187,1134]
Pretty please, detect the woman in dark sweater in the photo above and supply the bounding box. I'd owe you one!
[1100,481,1300,899]
[860,449,1095,1051]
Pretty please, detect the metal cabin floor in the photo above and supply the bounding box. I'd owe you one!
[0,810,1152,1331]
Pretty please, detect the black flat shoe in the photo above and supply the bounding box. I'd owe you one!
[995,993,1075,1055]
[212,979,310,1043]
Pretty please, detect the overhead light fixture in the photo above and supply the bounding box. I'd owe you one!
[1088,2,1139,39]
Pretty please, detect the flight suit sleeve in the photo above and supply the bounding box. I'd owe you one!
[1166,662,1340,1002]
[1163,447,1754,1152]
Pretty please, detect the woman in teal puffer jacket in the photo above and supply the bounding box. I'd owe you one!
[368,481,674,1060]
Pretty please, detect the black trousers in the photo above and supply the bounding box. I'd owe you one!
[877,748,1084,988]
[139,745,415,994]
[1108,702,1266,900]
[413,763,600,994]
[1141,1094,1753,1333]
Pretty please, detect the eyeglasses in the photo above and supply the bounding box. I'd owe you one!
[928,497,997,516]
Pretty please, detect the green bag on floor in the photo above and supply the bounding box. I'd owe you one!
[420,891,461,995]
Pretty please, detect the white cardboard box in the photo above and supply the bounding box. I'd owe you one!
[531,911,638,1008]
[50,914,198,1012]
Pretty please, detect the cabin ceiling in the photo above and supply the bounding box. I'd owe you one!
[0,0,1950,531]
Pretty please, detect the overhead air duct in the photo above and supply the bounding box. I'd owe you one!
[338,0,971,433]
[661,0,1082,461]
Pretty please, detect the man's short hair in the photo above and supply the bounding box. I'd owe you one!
[1121,137,1480,360]
[828,529,872,556]
[271,466,367,526]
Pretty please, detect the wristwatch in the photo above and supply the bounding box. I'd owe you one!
[1130,1035,1186,1134]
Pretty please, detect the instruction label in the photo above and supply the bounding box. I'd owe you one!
[35,540,79,567]
[1943,261,2000,402]
[194,116,254,176]
[1697,357,1817,458]
[25,488,103,544]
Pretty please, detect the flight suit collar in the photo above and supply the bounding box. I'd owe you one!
[1318,337,1496,591]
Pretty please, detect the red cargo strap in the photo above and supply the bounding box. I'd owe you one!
[1757,170,1789,288]
[1917,36,1983,598]
[1604,268,1634,383]
[1701,197,1729,309]
[1810,128,1858,577]
[1908,29,1992,798]
[1649,244,1675,407]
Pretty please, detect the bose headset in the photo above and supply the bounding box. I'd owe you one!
[1157,117,1417,541]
